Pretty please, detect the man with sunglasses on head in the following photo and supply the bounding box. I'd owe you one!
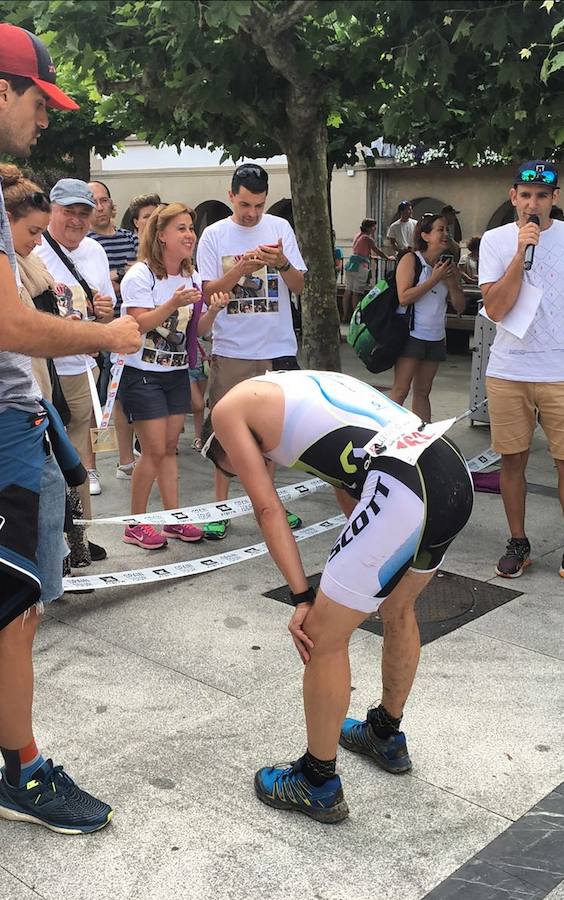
[0,23,140,835]
[196,163,307,541]
[479,161,564,579]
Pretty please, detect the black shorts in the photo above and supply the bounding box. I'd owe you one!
[120,366,191,422]
[401,336,447,362]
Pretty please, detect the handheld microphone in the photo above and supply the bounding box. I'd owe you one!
[524,214,539,270]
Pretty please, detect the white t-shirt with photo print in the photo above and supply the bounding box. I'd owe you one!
[479,220,564,382]
[35,235,117,377]
[120,261,200,372]
[196,213,306,359]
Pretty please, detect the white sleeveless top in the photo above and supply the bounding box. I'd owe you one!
[409,251,449,342]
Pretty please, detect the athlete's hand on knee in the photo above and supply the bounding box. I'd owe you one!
[288,603,314,664]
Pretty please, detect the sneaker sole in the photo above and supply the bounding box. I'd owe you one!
[0,804,113,834]
[116,472,133,480]
[89,487,102,496]
[254,777,349,824]
[122,536,168,549]
[163,531,203,543]
[494,558,532,578]
[203,531,229,541]
[338,734,412,774]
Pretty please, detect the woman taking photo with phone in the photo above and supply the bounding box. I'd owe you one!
[119,202,205,550]
[389,213,465,421]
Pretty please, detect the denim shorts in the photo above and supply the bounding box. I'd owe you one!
[120,366,191,422]
[37,452,67,605]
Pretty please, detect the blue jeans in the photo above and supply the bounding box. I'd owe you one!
[37,453,67,605]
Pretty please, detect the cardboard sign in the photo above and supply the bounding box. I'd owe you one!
[90,426,118,453]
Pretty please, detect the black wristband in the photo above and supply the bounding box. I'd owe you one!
[290,586,315,606]
[277,261,291,273]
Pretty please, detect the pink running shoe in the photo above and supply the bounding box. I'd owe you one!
[123,524,168,549]
[162,523,204,543]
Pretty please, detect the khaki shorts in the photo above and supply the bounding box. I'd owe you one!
[486,377,564,459]
[208,355,299,409]
[344,266,370,295]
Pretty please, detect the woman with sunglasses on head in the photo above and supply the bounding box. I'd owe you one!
[119,202,227,550]
[388,214,465,422]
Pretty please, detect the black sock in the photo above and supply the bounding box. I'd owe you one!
[1,748,20,786]
[300,750,336,786]
[367,703,402,739]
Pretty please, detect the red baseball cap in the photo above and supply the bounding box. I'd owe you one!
[0,23,79,110]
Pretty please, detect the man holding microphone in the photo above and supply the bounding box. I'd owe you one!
[479,161,564,578]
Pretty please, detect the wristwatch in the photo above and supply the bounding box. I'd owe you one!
[276,261,292,273]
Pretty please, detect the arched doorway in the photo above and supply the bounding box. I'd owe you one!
[267,198,294,230]
[486,200,515,231]
[194,200,231,237]
[410,196,462,242]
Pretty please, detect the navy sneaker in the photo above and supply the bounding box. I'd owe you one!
[254,757,349,823]
[495,537,531,578]
[0,760,113,834]
[339,719,412,773]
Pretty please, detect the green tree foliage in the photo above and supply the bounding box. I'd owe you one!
[377,0,564,163]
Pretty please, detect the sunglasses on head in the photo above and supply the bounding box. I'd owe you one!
[27,191,49,207]
[234,165,265,179]
[519,169,557,185]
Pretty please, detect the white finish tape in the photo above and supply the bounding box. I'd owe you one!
[75,477,328,526]
[63,514,345,592]
[465,447,501,472]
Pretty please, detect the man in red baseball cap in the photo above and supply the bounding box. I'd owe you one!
[0,22,78,156]
[0,23,143,836]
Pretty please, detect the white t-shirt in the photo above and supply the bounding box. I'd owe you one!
[479,220,564,382]
[397,252,448,341]
[35,234,116,377]
[196,213,306,359]
[120,261,200,372]
[387,217,417,250]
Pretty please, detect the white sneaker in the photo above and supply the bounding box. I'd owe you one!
[88,469,102,495]
[116,463,135,480]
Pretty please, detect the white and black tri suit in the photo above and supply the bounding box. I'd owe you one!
[254,370,473,614]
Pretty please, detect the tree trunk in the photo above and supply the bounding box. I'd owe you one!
[285,118,341,371]
[72,144,92,183]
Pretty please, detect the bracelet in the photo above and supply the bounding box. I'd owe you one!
[289,586,316,606]
[276,261,292,273]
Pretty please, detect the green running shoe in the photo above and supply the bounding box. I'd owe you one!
[285,509,302,530]
[203,519,230,541]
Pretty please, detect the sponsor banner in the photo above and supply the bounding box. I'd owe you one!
[75,477,328,525]
[63,514,345,592]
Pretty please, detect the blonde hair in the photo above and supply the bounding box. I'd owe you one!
[0,163,50,220]
[139,202,196,280]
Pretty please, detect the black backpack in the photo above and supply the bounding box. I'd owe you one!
[347,253,423,373]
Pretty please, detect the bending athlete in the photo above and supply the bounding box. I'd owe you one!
[201,370,473,823]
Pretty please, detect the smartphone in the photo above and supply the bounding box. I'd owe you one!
[439,253,454,264]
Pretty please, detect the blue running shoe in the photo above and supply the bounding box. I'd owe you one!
[254,757,349,823]
[0,760,113,834]
[339,719,412,773]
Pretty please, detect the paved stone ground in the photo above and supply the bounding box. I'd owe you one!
[1,341,563,900]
